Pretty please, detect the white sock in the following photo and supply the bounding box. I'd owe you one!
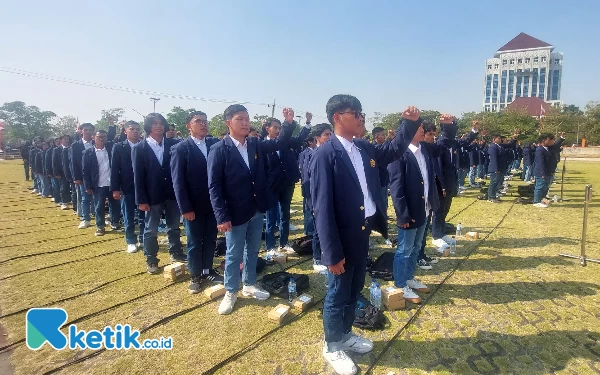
[203,269,210,275]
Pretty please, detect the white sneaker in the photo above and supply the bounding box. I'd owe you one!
[402,286,422,303]
[51,198,55,202]
[281,245,296,254]
[384,239,393,247]
[37,192,43,196]
[78,220,91,229]
[323,348,357,375]
[288,224,299,231]
[31,189,38,194]
[126,244,138,253]
[60,204,69,210]
[313,264,328,274]
[533,203,548,208]
[407,278,430,293]
[341,333,373,353]
[458,186,467,191]
[442,235,456,245]
[242,285,270,300]
[218,292,237,315]
[432,238,449,249]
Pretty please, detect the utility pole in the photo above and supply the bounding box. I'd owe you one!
[270,97,276,117]
[149,97,160,112]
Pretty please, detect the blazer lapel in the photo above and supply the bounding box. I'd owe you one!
[331,136,360,190]
[248,140,258,176]
[187,137,207,164]
[224,136,251,173]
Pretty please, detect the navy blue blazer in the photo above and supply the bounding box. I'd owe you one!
[208,122,296,227]
[298,147,313,190]
[374,139,391,187]
[468,143,480,166]
[487,140,516,173]
[436,129,478,192]
[44,148,54,176]
[548,137,565,171]
[110,140,136,195]
[264,125,310,193]
[33,149,43,174]
[52,147,65,178]
[70,140,94,182]
[132,137,178,206]
[171,136,220,216]
[533,146,553,178]
[309,118,420,267]
[388,143,440,229]
[61,148,73,182]
[82,144,114,193]
[522,146,532,167]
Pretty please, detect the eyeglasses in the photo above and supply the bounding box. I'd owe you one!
[338,111,366,119]
[191,119,209,125]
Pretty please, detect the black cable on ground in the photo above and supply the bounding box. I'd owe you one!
[40,256,315,374]
[364,200,516,374]
[0,206,57,214]
[0,237,121,264]
[0,222,75,237]
[1,218,76,231]
[0,232,91,250]
[0,271,146,319]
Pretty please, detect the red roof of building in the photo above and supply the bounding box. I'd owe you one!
[497,33,552,52]
[507,97,551,117]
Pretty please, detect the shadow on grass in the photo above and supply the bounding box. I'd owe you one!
[476,236,579,249]
[365,330,600,374]
[426,280,598,305]
[424,255,574,274]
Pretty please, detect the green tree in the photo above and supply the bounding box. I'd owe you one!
[95,108,125,131]
[166,106,197,134]
[209,114,228,137]
[52,115,79,137]
[251,114,269,131]
[583,101,600,145]
[373,112,403,132]
[0,101,56,142]
[419,110,441,124]
[562,104,583,115]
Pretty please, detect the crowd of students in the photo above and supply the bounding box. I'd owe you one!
[19,96,566,375]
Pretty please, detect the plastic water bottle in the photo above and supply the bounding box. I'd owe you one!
[369,279,377,305]
[456,222,463,238]
[372,284,382,309]
[288,277,297,302]
[450,236,456,255]
[265,250,274,262]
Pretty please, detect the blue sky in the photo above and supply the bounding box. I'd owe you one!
[1,0,599,125]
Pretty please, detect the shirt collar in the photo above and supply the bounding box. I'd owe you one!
[146,136,163,147]
[82,139,92,144]
[95,147,106,152]
[127,139,136,148]
[191,135,205,144]
[335,135,356,153]
[230,136,247,148]
[408,143,421,153]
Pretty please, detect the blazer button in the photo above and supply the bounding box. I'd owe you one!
[361,226,365,230]
[252,182,255,185]
[254,194,256,197]
[421,181,424,184]
[164,178,167,181]
[359,206,364,210]
[421,196,424,199]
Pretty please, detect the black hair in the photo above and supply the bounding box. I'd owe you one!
[537,133,554,143]
[249,127,257,133]
[61,134,72,143]
[125,120,140,127]
[372,127,385,136]
[96,130,107,135]
[311,123,333,138]
[264,117,281,127]
[168,124,176,131]
[422,121,437,134]
[143,113,168,135]
[185,111,207,125]
[80,123,95,131]
[325,94,362,125]
[223,104,248,121]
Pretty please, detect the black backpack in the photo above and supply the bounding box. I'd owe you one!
[291,235,313,256]
[214,237,227,257]
[261,271,310,299]
[219,257,267,274]
[368,252,394,281]
[444,222,456,235]
[353,294,385,330]
[518,184,534,198]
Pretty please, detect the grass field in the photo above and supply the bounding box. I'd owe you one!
[0,158,599,375]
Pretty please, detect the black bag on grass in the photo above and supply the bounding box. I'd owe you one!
[214,237,226,257]
[219,257,267,274]
[261,271,309,299]
[518,184,534,198]
[368,252,394,281]
[291,235,313,256]
[444,222,456,235]
[353,294,385,330]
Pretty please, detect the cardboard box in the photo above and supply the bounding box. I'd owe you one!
[163,262,187,282]
[291,294,313,312]
[273,253,287,264]
[268,304,290,324]
[466,231,479,239]
[204,284,226,300]
[382,286,405,310]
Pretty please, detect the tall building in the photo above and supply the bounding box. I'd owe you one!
[483,33,563,112]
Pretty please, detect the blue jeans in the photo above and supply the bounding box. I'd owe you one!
[224,211,263,293]
[488,172,502,199]
[265,185,294,249]
[523,165,532,181]
[477,165,485,179]
[58,178,70,204]
[33,174,40,190]
[418,211,432,261]
[381,186,389,218]
[24,159,30,180]
[122,193,143,245]
[184,213,218,277]
[40,175,51,197]
[78,184,92,221]
[69,182,77,211]
[393,223,426,288]
[457,168,468,189]
[302,197,314,235]
[52,178,61,202]
[468,166,477,185]
[312,213,322,263]
[323,220,370,350]
[143,199,182,265]
[93,186,120,229]
[533,177,551,203]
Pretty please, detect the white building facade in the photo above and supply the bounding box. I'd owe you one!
[483,33,563,112]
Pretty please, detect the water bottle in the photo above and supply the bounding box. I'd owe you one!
[288,277,297,302]
[450,236,456,255]
[369,280,377,305]
[372,284,382,309]
[265,250,273,262]
[456,222,463,238]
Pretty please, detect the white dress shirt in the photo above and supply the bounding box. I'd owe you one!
[230,136,249,169]
[82,139,94,150]
[191,135,208,158]
[335,135,376,218]
[409,143,430,217]
[127,139,136,148]
[95,147,111,188]
[146,136,164,165]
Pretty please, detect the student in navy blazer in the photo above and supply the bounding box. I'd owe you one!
[52,137,67,206]
[36,142,51,198]
[487,133,518,202]
[111,120,144,253]
[298,138,316,236]
[82,130,120,235]
[208,104,300,315]
[533,133,564,206]
[71,123,96,227]
[263,113,311,252]
[310,95,420,373]
[60,135,77,213]
[132,113,186,274]
[171,111,224,293]
[45,139,59,202]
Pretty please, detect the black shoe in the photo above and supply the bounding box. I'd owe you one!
[170,253,187,263]
[189,275,205,294]
[423,255,439,264]
[202,269,224,284]
[95,228,105,236]
[110,224,122,231]
[147,263,160,275]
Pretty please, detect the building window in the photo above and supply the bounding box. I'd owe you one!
[500,104,505,109]
[484,106,490,112]
[551,70,560,100]
[485,74,492,103]
[539,68,546,100]
[533,57,539,63]
[510,59,515,64]
[532,68,538,97]
[518,58,523,63]
[555,59,560,64]
[523,75,530,97]
[500,70,507,104]
[541,56,547,62]
[492,74,499,103]
[502,60,507,65]
[492,104,497,112]
[508,70,515,102]
[494,64,499,69]
[487,65,492,69]
[525,58,530,63]
[516,73,523,98]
